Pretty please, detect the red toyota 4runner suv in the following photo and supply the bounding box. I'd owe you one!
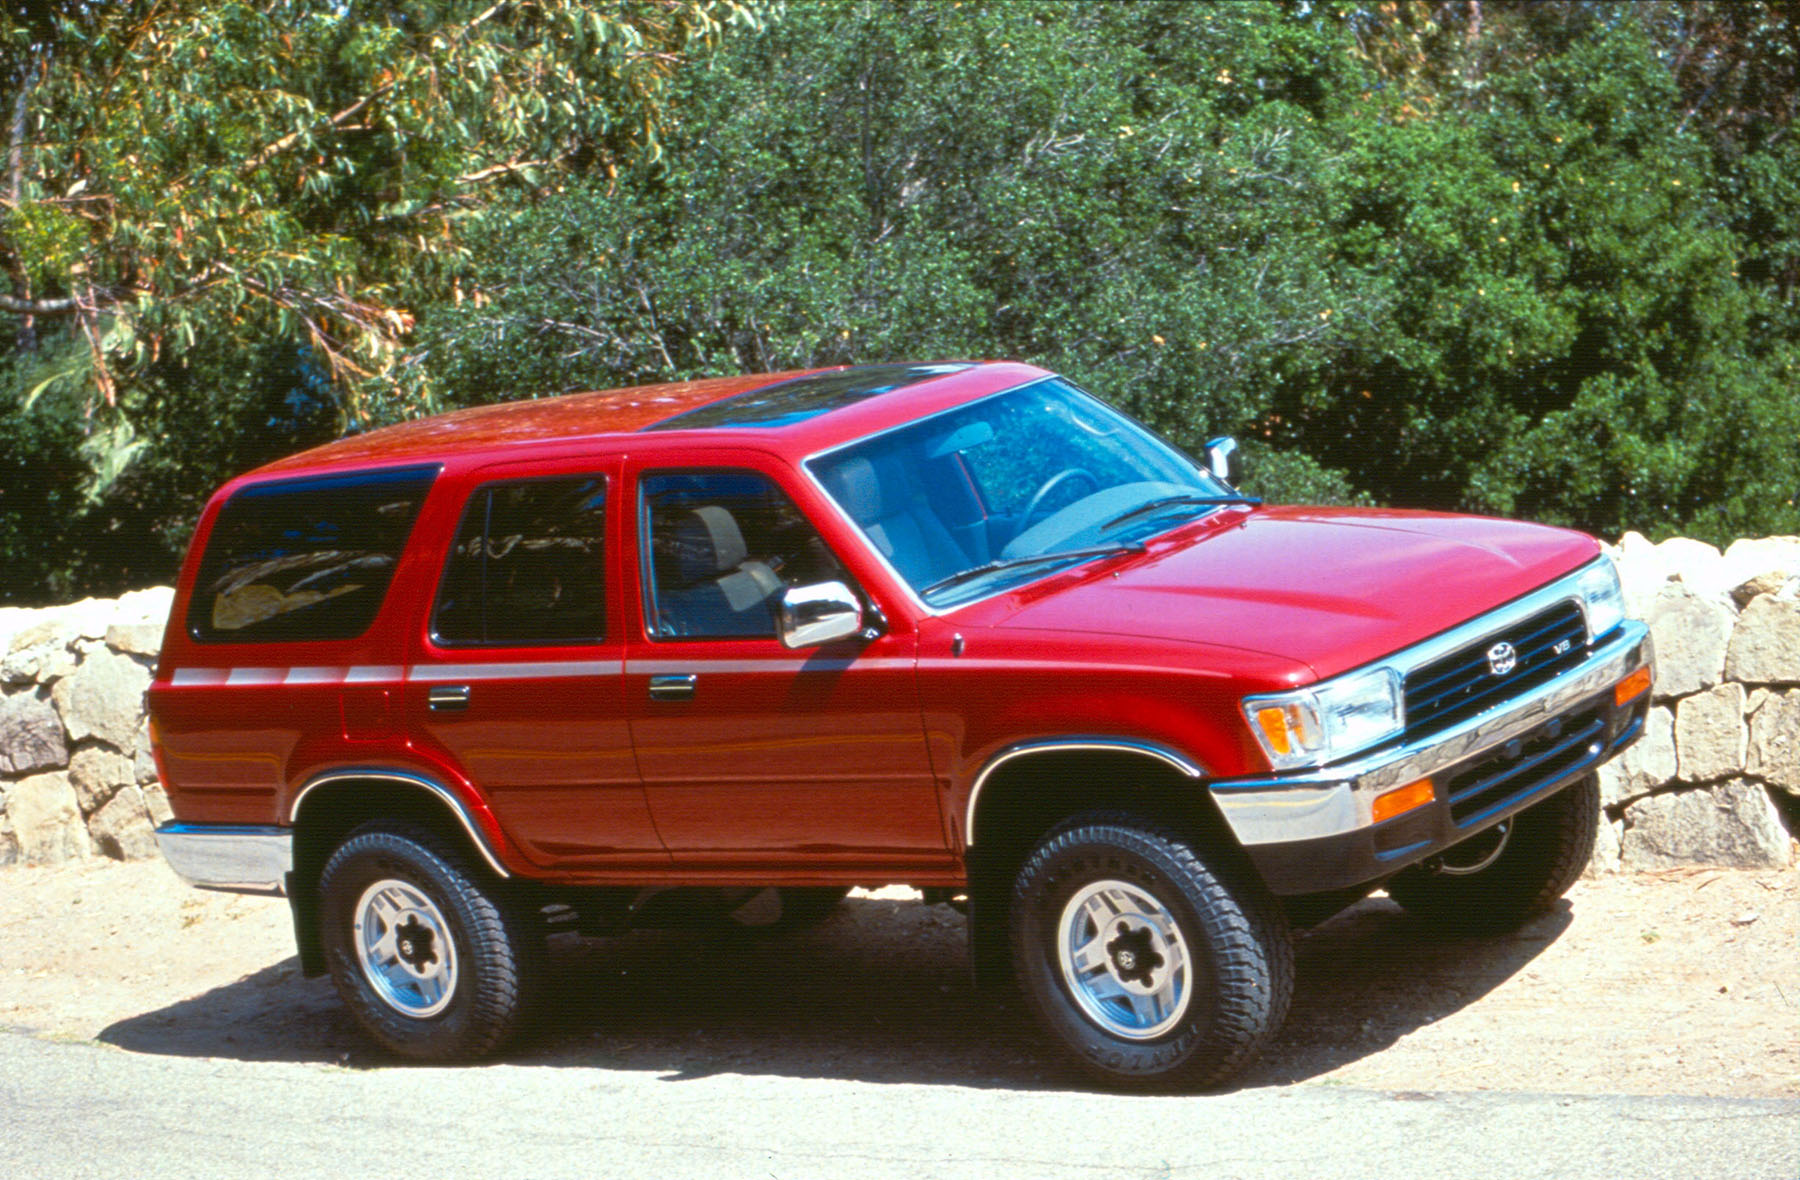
[151,361,1652,1088]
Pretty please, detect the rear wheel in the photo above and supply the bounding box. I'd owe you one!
[1385,774,1599,935]
[319,823,536,1061]
[1010,814,1293,1090]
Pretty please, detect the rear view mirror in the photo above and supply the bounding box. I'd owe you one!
[1204,436,1240,485]
[925,419,995,459]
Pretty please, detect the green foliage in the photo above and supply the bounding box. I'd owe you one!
[8,0,1800,600]
[425,0,1378,468]
[425,0,1798,547]
[0,0,764,601]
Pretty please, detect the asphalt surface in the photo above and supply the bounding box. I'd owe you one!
[3,1027,1795,1180]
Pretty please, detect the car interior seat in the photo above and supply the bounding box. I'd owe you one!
[655,505,783,636]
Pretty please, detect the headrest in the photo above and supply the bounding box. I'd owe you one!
[824,457,884,522]
[667,505,748,583]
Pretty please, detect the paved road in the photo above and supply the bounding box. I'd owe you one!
[3,1029,1794,1180]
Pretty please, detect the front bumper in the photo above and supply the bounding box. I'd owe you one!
[154,822,292,895]
[1211,619,1652,895]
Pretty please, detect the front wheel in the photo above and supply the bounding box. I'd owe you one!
[319,823,536,1061]
[1010,814,1293,1090]
[1384,773,1599,935]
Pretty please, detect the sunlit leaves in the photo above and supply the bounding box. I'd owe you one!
[1,0,762,432]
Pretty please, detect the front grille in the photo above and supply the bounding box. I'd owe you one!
[1441,705,1608,826]
[1402,602,1587,739]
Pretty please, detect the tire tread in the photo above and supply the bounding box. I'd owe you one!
[1010,811,1293,1090]
[1386,775,1599,935]
[319,822,534,1061]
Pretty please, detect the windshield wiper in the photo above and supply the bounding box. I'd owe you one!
[1101,493,1261,532]
[920,542,1146,599]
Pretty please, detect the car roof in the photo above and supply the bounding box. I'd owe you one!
[247,360,1048,481]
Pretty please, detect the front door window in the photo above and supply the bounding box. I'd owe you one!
[639,470,849,641]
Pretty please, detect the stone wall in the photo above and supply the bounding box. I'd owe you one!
[2,540,1797,871]
[0,589,172,865]
[1595,534,1799,873]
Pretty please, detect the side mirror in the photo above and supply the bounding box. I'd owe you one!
[1204,436,1241,485]
[778,581,864,649]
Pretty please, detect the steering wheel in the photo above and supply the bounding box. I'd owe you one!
[1017,468,1100,536]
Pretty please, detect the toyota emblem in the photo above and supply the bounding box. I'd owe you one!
[1486,640,1518,676]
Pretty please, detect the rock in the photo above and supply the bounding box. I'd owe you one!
[133,733,159,785]
[6,616,63,656]
[1644,583,1734,700]
[104,622,164,658]
[0,604,36,650]
[1724,594,1800,685]
[1584,816,1623,878]
[1620,781,1793,870]
[1658,537,1726,601]
[68,745,134,815]
[58,596,119,643]
[0,808,16,866]
[1746,689,1800,796]
[1,627,75,685]
[1730,571,1797,610]
[1717,537,1800,603]
[1674,683,1746,782]
[0,691,69,775]
[113,585,174,624]
[50,645,150,750]
[141,778,173,826]
[1599,705,1675,808]
[5,770,86,863]
[1613,532,1670,619]
[88,785,160,860]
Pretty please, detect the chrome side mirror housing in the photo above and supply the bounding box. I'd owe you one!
[778,581,864,649]
[1204,436,1241,485]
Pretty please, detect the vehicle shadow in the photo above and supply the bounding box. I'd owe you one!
[98,893,1571,1090]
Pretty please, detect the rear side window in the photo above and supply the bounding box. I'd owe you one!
[433,476,608,646]
[188,465,438,643]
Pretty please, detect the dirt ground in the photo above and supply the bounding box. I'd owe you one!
[0,857,1793,1097]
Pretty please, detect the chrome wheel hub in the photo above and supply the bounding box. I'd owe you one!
[1057,880,1192,1040]
[354,879,459,1018]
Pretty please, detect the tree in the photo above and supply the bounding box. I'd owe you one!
[0,0,760,425]
[0,0,761,601]
[423,0,1378,500]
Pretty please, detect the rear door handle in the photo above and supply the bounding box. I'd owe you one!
[648,674,697,701]
[428,684,471,711]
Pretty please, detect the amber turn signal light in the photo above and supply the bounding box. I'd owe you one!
[1614,664,1652,706]
[1371,777,1435,825]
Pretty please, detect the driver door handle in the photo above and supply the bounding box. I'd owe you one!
[648,674,697,701]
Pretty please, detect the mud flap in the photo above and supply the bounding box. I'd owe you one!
[287,873,326,977]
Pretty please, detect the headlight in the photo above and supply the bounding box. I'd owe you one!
[1242,666,1403,771]
[1576,558,1626,642]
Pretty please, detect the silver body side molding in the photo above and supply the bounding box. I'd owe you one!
[289,769,512,879]
[965,739,1205,846]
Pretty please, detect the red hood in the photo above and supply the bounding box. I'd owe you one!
[990,506,1599,681]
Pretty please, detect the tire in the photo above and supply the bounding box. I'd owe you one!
[1009,813,1293,1091]
[318,823,536,1061]
[1385,773,1599,935]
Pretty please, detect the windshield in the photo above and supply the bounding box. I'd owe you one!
[809,378,1241,607]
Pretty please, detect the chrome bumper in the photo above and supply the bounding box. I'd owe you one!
[1210,620,1652,848]
[155,823,293,895]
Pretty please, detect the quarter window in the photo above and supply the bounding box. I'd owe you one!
[188,465,438,643]
[434,477,608,646]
